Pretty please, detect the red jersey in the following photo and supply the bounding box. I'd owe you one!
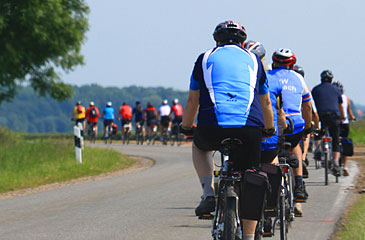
[85,106,99,123]
[170,104,183,116]
[119,104,133,119]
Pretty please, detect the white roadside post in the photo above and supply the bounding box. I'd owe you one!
[74,125,82,164]
[77,122,85,150]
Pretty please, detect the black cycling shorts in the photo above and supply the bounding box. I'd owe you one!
[194,125,262,170]
[147,118,157,127]
[104,119,113,127]
[87,121,97,127]
[318,112,340,152]
[340,124,349,138]
[172,116,183,124]
[160,116,170,128]
[284,130,304,149]
[261,149,279,164]
[121,119,131,127]
[76,118,85,126]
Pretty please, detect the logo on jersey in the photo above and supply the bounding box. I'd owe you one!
[280,78,297,92]
[227,93,237,102]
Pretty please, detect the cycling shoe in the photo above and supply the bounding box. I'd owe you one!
[331,164,341,177]
[294,185,306,202]
[195,196,216,216]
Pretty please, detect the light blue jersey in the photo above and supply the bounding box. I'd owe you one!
[267,68,311,135]
[103,107,114,120]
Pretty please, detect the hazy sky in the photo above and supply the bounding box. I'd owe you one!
[63,0,365,104]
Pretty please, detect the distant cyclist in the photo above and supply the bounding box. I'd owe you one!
[71,101,86,135]
[118,102,133,141]
[312,70,345,176]
[85,101,100,137]
[133,101,145,138]
[180,21,274,240]
[144,101,158,144]
[268,49,312,210]
[332,81,355,176]
[101,101,115,139]
[158,99,171,145]
[169,98,183,124]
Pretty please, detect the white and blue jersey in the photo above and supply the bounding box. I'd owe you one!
[267,69,311,135]
[261,77,282,151]
[189,44,268,128]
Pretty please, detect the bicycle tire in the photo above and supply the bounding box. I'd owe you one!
[324,150,329,185]
[223,197,236,240]
[279,194,288,240]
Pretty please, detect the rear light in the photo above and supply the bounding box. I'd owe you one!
[214,171,220,177]
[323,137,332,142]
[280,165,289,173]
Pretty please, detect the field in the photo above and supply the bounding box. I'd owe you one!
[0,128,135,193]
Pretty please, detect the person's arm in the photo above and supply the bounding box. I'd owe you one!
[71,108,75,120]
[117,108,121,121]
[182,90,200,128]
[302,101,312,129]
[260,93,274,129]
[346,96,355,120]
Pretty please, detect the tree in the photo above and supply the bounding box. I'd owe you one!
[0,0,89,103]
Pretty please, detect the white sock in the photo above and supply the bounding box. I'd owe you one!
[242,234,255,240]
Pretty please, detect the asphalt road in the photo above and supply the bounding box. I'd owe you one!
[0,143,359,240]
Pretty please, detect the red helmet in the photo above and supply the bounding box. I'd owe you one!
[213,20,247,46]
[272,48,297,69]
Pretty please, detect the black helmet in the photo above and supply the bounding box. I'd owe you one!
[213,20,247,46]
[293,65,305,77]
[320,70,333,82]
[332,81,344,94]
[243,40,266,59]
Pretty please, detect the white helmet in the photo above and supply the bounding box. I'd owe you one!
[172,98,179,105]
[106,101,112,107]
[162,99,168,105]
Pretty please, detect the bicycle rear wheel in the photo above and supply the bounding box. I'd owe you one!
[279,194,288,240]
[223,197,237,240]
[324,150,329,185]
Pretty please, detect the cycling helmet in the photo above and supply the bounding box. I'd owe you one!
[89,101,94,106]
[293,65,305,77]
[332,81,344,93]
[272,48,297,69]
[320,70,334,83]
[135,101,141,105]
[162,99,168,105]
[172,98,179,105]
[213,20,247,46]
[76,101,81,105]
[243,40,266,59]
[106,101,112,107]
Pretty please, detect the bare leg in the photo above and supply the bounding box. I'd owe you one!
[192,143,214,198]
[293,144,303,177]
[241,219,257,235]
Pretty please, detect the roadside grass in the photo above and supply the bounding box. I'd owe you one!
[350,119,365,145]
[0,128,135,193]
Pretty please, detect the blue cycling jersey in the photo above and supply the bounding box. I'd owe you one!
[103,107,114,120]
[311,82,343,117]
[267,68,311,134]
[261,77,282,151]
[190,44,268,128]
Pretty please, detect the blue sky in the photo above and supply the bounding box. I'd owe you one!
[63,0,365,104]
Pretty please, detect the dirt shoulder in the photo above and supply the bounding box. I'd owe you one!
[0,155,154,200]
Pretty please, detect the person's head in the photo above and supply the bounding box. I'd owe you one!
[272,48,297,70]
[293,65,305,77]
[122,102,126,105]
[243,40,266,59]
[76,101,81,106]
[332,81,344,94]
[135,101,141,106]
[147,101,153,108]
[106,101,112,107]
[89,101,94,107]
[172,98,179,105]
[213,20,247,47]
[162,99,168,105]
[320,70,334,83]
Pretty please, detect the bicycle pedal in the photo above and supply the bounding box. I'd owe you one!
[302,174,308,179]
[294,198,306,203]
[198,213,214,220]
[263,232,273,237]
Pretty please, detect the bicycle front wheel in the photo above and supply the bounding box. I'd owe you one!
[223,197,237,240]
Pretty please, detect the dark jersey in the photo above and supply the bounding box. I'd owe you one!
[312,82,343,117]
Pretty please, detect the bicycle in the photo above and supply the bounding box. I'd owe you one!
[104,123,113,144]
[122,124,131,144]
[318,127,339,185]
[87,122,97,143]
[170,122,183,146]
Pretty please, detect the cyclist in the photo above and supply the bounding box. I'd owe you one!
[268,49,312,210]
[71,101,86,135]
[133,101,145,140]
[144,101,158,144]
[85,101,100,137]
[180,21,274,240]
[158,99,171,145]
[101,101,115,139]
[332,81,355,176]
[312,70,345,176]
[118,102,133,141]
[169,98,183,126]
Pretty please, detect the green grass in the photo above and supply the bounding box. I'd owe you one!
[335,195,365,240]
[349,119,365,145]
[0,128,135,193]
